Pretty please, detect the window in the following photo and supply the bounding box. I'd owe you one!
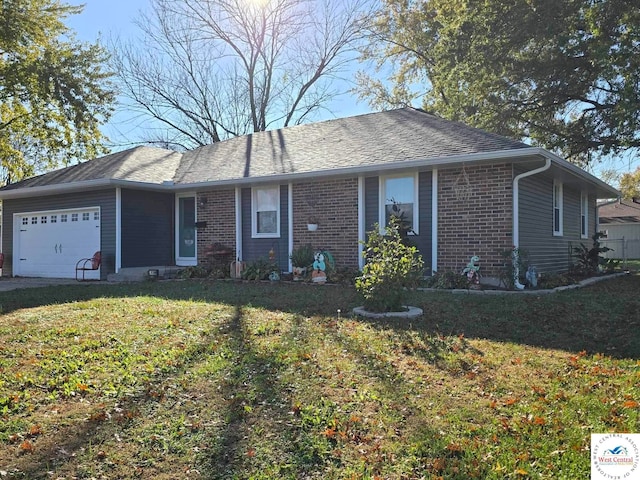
[252,186,280,237]
[61,214,68,222]
[22,217,28,225]
[553,181,563,236]
[82,212,90,221]
[40,216,47,224]
[94,212,100,221]
[51,215,57,223]
[380,174,419,234]
[31,217,37,224]
[71,213,78,222]
[580,192,588,239]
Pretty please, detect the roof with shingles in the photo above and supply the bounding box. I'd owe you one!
[0,108,531,193]
[0,146,181,191]
[598,199,640,224]
[175,107,530,184]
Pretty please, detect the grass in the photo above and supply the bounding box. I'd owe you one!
[0,276,639,479]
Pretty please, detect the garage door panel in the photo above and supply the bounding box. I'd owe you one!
[14,208,101,279]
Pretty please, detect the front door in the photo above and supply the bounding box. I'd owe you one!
[176,195,197,266]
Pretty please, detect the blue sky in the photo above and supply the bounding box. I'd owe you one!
[67,1,149,42]
[65,2,636,181]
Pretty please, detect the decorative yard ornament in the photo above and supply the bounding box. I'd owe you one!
[312,251,327,284]
[462,255,481,287]
[453,164,472,201]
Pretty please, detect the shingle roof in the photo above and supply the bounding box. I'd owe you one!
[0,146,181,191]
[175,107,530,184]
[0,108,535,193]
[598,199,640,223]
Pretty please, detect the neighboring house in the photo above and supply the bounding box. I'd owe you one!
[598,198,640,259]
[0,108,619,283]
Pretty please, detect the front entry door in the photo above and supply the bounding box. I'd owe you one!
[176,196,197,266]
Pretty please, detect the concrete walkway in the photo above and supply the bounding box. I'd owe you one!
[0,277,89,292]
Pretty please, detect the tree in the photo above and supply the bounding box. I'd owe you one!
[111,0,375,149]
[0,0,115,185]
[357,0,640,167]
[619,167,640,199]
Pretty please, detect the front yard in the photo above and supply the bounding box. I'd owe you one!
[0,276,639,479]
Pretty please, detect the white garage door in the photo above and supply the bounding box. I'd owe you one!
[14,208,101,279]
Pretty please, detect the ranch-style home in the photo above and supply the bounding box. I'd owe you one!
[0,108,619,283]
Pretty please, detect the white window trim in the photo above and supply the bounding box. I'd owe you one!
[251,185,281,239]
[580,192,588,239]
[553,180,563,236]
[175,192,198,266]
[378,172,419,235]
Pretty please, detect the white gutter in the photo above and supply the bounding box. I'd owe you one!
[512,156,552,289]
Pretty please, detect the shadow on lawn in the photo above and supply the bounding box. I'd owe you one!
[1,275,638,360]
[198,305,332,478]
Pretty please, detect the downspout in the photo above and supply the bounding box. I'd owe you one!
[512,156,551,289]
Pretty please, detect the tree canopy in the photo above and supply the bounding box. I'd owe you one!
[358,0,640,167]
[619,167,640,198]
[112,0,375,149]
[0,0,114,184]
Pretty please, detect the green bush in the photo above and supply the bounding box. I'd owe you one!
[571,232,612,276]
[242,258,279,281]
[422,270,470,289]
[355,219,424,312]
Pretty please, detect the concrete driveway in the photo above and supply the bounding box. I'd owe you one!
[0,277,89,292]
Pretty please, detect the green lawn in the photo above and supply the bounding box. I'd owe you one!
[0,276,639,479]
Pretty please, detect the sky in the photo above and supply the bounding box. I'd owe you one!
[66,0,372,150]
[65,1,637,183]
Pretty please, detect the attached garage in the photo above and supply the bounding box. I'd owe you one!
[13,207,101,279]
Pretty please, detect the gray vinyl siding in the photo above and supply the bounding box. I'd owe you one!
[416,171,433,273]
[363,171,433,274]
[518,172,587,273]
[364,176,379,232]
[121,189,174,267]
[241,186,289,270]
[1,189,117,279]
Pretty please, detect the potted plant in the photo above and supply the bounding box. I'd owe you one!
[307,216,319,231]
[290,244,314,281]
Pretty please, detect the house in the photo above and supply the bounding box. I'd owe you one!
[598,198,640,260]
[0,108,619,283]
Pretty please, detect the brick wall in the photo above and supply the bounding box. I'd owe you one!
[196,189,236,264]
[438,164,513,277]
[292,178,359,268]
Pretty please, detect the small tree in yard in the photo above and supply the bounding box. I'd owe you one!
[356,219,424,312]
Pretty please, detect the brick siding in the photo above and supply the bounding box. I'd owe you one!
[437,164,513,277]
[196,189,236,264]
[292,178,359,268]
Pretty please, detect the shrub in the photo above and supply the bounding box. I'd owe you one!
[289,244,315,268]
[571,232,612,276]
[422,270,470,289]
[242,258,279,281]
[355,219,424,312]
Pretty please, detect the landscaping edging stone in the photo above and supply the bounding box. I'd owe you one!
[352,306,424,319]
[417,272,629,295]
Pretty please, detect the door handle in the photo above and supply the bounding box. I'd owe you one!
[55,244,58,253]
